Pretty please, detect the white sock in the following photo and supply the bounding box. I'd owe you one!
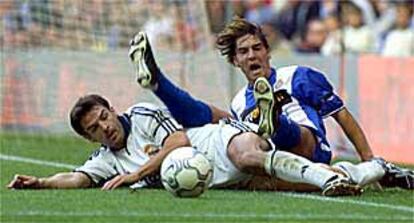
[333,161,385,186]
[264,150,339,188]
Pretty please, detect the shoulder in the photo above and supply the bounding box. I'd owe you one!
[85,146,113,163]
[278,65,325,77]
[276,65,299,77]
[126,102,163,112]
[125,102,167,116]
[278,65,326,83]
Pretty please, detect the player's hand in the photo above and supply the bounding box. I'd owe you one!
[360,152,374,162]
[101,173,139,191]
[7,175,41,189]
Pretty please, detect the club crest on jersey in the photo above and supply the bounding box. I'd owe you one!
[274,79,283,90]
[246,107,260,123]
[144,144,160,156]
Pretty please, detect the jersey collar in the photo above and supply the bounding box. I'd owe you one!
[118,114,131,148]
[103,114,131,151]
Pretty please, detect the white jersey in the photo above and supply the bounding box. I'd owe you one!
[75,103,254,189]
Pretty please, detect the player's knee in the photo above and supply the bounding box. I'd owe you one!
[227,133,267,173]
[228,148,256,172]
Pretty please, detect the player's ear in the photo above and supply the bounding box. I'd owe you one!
[109,106,115,112]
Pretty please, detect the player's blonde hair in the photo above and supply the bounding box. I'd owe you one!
[216,17,269,65]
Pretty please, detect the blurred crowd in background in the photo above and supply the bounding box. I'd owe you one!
[1,0,413,57]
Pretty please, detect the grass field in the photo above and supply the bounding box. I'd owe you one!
[1,133,413,223]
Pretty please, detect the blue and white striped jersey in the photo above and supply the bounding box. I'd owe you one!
[230,65,344,162]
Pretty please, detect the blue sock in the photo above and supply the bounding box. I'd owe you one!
[153,71,212,127]
[270,115,301,150]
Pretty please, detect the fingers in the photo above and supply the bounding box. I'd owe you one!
[7,175,22,189]
[101,175,125,191]
[7,174,30,189]
[7,175,34,189]
[24,177,38,186]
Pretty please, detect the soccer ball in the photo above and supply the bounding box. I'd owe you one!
[161,146,213,198]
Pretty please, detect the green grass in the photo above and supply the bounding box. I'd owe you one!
[1,134,413,223]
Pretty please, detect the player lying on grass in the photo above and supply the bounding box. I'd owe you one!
[127,17,413,189]
[6,94,400,195]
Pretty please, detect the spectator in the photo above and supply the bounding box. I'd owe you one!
[295,19,328,54]
[244,0,274,25]
[381,1,414,57]
[261,22,293,57]
[322,2,375,55]
[142,1,175,50]
[206,1,227,34]
[275,1,321,40]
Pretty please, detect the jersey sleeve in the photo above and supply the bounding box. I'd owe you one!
[74,148,118,186]
[291,66,344,118]
[129,103,184,147]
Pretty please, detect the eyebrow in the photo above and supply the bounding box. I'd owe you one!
[85,109,103,132]
[252,43,262,48]
[237,42,262,50]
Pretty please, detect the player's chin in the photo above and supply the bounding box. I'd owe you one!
[106,140,120,150]
[249,71,264,80]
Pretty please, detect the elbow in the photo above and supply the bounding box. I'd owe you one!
[165,131,191,148]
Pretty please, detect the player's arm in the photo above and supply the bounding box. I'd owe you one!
[102,103,191,190]
[210,104,233,123]
[331,108,373,161]
[292,66,373,161]
[102,131,191,190]
[7,172,92,189]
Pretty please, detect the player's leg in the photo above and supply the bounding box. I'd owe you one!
[241,175,319,192]
[253,77,292,138]
[332,160,385,187]
[227,132,362,196]
[128,32,218,127]
[253,77,304,151]
[331,158,413,189]
[253,77,332,164]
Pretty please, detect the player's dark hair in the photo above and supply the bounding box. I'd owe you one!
[216,16,269,65]
[69,94,111,137]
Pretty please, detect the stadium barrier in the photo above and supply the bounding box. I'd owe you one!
[0,51,412,164]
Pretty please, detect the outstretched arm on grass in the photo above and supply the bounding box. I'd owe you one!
[7,172,92,189]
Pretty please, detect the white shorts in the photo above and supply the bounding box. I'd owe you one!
[186,119,258,188]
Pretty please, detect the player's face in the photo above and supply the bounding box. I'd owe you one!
[80,105,125,150]
[233,34,271,84]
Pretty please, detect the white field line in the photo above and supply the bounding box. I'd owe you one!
[2,153,413,216]
[0,154,77,169]
[281,192,414,213]
[3,211,413,221]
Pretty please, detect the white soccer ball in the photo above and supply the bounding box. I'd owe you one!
[161,146,213,198]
